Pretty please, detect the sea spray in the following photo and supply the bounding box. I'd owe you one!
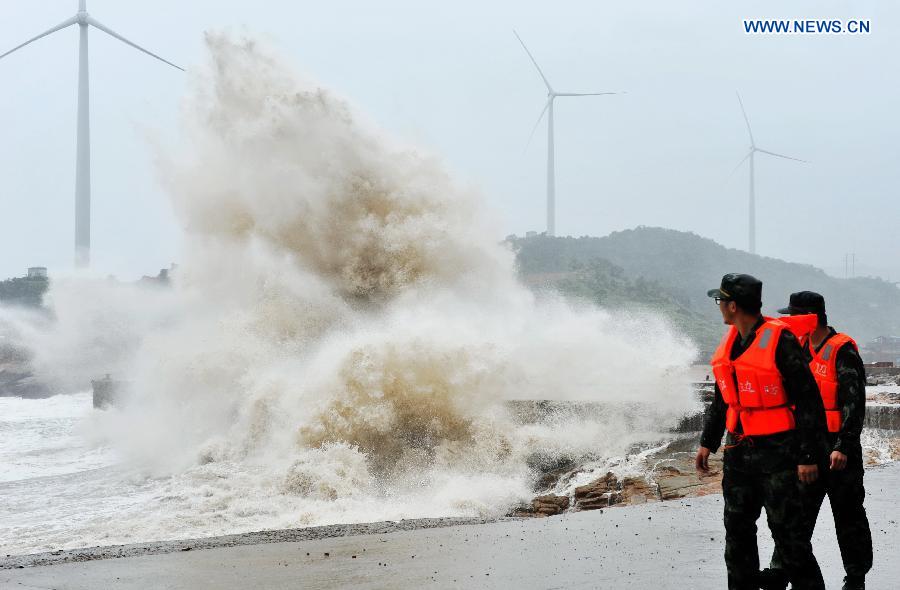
[0,278,180,393]
[0,33,698,552]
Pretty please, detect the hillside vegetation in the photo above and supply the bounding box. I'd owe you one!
[0,276,48,308]
[512,227,900,355]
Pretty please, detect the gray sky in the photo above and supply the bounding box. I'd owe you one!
[1,0,897,281]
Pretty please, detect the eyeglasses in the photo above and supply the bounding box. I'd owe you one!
[714,296,730,305]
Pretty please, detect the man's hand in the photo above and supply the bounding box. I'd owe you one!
[830,450,848,471]
[695,446,711,473]
[798,464,819,484]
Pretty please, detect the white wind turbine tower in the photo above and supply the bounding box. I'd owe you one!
[0,0,183,268]
[733,93,806,255]
[514,31,619,237]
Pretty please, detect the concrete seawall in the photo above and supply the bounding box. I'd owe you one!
[93,379,900,432]
[505,395,900,433]
[866,403,900,431]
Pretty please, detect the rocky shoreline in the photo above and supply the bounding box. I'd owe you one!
[510,391,900,519]
[0,344,51,398]
[510,436,725,517]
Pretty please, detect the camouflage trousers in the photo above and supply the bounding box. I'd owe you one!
[770,451,873,581]
[722,437,825,590]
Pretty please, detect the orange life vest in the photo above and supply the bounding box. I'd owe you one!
[809,332,857,433]
[778,314,818,342]
[710,317,795,436]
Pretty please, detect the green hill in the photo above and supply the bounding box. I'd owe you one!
[0,275,48,308]
[511,228,900,355]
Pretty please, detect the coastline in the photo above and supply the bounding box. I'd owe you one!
[3,463,897,589]
[3,462,898,589]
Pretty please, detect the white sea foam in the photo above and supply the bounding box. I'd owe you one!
[0,393,117,483]
[0,33,701,555]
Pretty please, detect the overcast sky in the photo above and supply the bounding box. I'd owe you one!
[1,0,897,281]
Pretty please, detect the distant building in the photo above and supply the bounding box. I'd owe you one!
[525,231,538,238]
[27,267,47,279]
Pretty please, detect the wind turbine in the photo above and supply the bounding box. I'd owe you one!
[733,93,806,255]
[514,31,619,237]
[0,0,183,268]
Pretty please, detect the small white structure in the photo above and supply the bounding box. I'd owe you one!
[27,267,48,279]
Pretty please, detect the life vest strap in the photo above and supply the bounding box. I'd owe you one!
[724,434,754,450]
[727,402,791,413]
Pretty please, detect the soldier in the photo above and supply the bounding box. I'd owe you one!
[761,292,872,590]
[695,274,827,590]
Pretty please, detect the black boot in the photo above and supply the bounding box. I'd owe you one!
[758,568,789,590]
[842,575,865,590]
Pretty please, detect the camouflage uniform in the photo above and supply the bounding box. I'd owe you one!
[701,318,828,590]
[769,329,873,587]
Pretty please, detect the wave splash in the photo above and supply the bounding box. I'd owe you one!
[2,33,698,549]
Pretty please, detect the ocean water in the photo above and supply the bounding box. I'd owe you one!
[3,386,896,556]
[0,392,116,483]
[0,391,682,555]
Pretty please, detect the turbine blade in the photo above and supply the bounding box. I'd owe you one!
[554,92,619,97]
[523,98,552,154]
[513,30,552,93]
[729,151,752,176]
[87,17,184,71]
[736,92,755,147]
[756,148,807,163]
[0,16,78,61]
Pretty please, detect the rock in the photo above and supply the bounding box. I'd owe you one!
[0,364,52,399]
[574,472,666,510]
[573,472,619,510]
[867,391,900,404]
[532,494,570,516]
[508,494,570,518]
[864,435,900,466]
[0,338,52,399]
[657,474,705,500]
[867,374,898,386]
[619,476,656,505]
[528,454,578,491]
